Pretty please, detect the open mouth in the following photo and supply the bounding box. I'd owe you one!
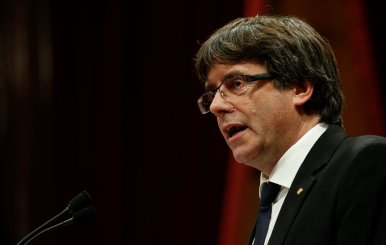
[228,126,247,137]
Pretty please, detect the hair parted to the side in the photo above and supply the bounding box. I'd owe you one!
[194,15,344,126]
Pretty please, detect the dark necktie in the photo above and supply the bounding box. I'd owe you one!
[254,182,281,245]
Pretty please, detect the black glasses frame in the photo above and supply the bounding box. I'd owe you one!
[197,73,274,114]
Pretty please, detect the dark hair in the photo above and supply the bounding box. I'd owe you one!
[195,15,344,126]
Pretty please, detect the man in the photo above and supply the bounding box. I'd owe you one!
[194,15,386,245]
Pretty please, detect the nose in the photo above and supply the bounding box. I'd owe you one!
[209,90,233,116]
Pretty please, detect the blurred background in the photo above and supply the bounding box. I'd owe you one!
[0,0,385,244]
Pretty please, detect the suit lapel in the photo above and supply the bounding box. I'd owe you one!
[268,125,347,245]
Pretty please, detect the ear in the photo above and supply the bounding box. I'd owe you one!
[293,80,313,106]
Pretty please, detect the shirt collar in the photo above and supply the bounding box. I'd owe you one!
[261,123,328,189]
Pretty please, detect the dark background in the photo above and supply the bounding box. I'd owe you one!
[0,0,385,244]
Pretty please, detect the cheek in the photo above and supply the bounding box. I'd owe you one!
[250,93,293,125]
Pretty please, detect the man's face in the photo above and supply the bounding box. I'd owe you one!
[206,61,299,173]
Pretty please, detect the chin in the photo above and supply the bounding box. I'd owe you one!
[232,151,250,165]
[231,146,261,167]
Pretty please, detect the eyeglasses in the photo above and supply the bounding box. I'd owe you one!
[197,73,274,114]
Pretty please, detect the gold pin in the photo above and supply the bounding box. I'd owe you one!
[297,188,304,195]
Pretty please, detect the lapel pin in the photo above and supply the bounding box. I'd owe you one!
[296,188,304,195]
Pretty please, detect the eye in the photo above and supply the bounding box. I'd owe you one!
[224,76,247,94]
[201,92,215,107]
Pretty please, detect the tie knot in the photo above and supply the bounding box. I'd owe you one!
[260,182,281,207]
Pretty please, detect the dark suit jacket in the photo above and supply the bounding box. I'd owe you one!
[248,125,386,245]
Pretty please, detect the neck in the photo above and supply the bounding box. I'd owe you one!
[260,114,321,177]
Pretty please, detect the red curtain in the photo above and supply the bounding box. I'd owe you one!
[345,0,385,135]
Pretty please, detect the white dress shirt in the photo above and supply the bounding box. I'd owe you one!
[253,123,328,245]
